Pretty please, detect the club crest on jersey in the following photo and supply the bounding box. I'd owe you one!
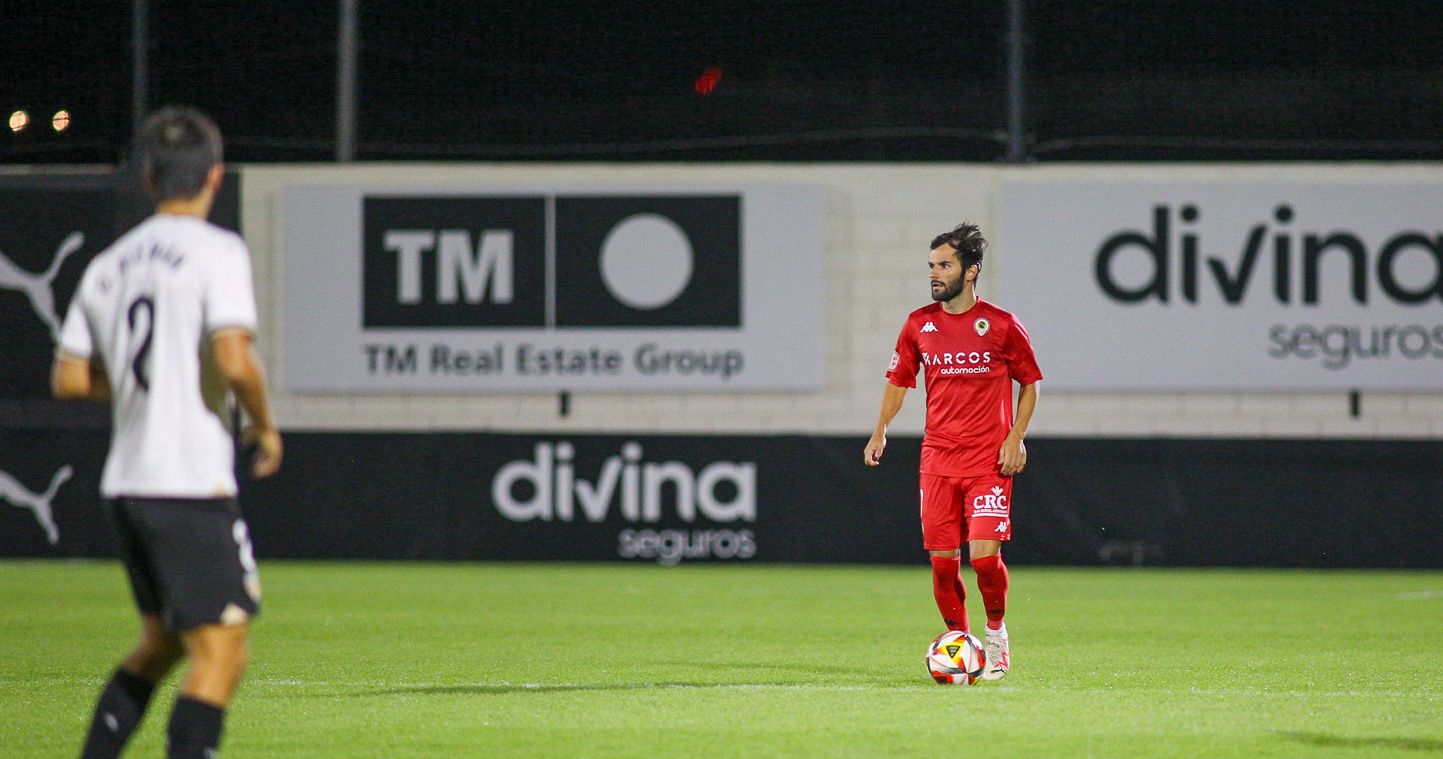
[973,318,990,336]
[920,321,939,333]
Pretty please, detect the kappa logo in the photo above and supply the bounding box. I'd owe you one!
[0,231,84,342]
[0,464,72,545]
[920,321,939,333]
[974,318,990,336]
[995,521,1009,533]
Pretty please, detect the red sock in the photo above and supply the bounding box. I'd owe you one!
[971,554,1009,630]
[929,556,969,632]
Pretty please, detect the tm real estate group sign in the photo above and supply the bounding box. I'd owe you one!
[282,185,823,391]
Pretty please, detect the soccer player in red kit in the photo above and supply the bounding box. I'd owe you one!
[864,222,1041,681]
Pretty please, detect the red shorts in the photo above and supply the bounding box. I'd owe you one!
[919,473,1013,550]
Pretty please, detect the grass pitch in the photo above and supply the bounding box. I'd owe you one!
[2,561,1441,758]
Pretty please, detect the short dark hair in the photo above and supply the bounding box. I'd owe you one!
[930,222,986,272]
[139,106,223,201]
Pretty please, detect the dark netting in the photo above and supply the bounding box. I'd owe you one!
[1027,0,1443,160]
[3,1,1442,163]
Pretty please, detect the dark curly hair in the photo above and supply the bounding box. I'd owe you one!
[930,222,986,273]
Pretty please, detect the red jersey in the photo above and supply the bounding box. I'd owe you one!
[885,298,1043,477]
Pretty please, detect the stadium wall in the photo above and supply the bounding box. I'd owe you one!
[237,163,1443,438]
[4,164,1442,567]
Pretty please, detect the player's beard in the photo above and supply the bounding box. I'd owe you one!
[931,278,964,302]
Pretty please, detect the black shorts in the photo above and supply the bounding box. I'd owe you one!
[109,497,262,631]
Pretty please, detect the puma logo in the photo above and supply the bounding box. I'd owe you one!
[0,231,85,342]
[0,464,72,545]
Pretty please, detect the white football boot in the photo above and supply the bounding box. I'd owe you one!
[982,625,1010,681]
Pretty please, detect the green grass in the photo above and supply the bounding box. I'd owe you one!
[2,562,1441,758]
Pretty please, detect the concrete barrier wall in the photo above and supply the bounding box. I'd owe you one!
[239,163,1443,438]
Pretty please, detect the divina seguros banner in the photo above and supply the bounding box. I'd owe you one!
[1000,177,1443,389]
[281,186,824,391]
[8,430,1443,568]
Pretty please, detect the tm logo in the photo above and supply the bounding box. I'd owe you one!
[362,195,741,329]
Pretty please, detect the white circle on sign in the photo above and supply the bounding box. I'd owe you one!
[599,213,694,310]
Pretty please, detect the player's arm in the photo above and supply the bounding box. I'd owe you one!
[864,382,909,466]
[50,352,111,402]
[212,328,283,479]
[998,382,1038,476]
[52,280,107,401]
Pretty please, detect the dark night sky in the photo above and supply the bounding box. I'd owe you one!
[5,1,1443,162]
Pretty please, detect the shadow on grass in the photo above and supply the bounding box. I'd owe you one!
[297,678,923,698]
[347,683,701,697]
[658,659,878,678]
[299,682,810,698]
[661,659,935,687]
[1277,731,1443,753]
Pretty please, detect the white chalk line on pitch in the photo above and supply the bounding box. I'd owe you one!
[31,677,1439,696]
[1394,589,1443,600]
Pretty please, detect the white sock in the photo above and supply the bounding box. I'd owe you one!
[985,622,1006,636]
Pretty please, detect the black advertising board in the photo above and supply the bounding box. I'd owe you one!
[0,170,241,399]
[0,175,116,399]
[236,432,919,564]
[4,431,1442,569]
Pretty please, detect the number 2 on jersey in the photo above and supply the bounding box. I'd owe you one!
[126,296,155,392]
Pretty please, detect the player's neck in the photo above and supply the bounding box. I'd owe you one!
[154,192,215,220]
[941,285,978,314]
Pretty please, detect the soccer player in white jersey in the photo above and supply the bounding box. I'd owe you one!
[52,106,281,759]
[864,222,1042,681]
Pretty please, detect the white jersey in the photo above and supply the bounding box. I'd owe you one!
[58,214,257,498]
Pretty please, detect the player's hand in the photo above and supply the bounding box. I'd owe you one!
[864,433,886,466]
[998,434,1027,476]
[244,426,284,479]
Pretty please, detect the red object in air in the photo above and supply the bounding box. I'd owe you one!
[694,66,723,95]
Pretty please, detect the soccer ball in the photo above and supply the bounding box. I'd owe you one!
[927,630,986,685]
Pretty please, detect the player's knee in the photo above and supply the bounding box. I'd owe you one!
[927,548,961,558]
[231,639,251,672]
[218,629,250,675]
[967,541,1001,561]
[192,642,248,687]
[183,625,247,665]
[127,645,181,680]
[153,637,184,665]
[139,627,181,654]
[130,626,184,677]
